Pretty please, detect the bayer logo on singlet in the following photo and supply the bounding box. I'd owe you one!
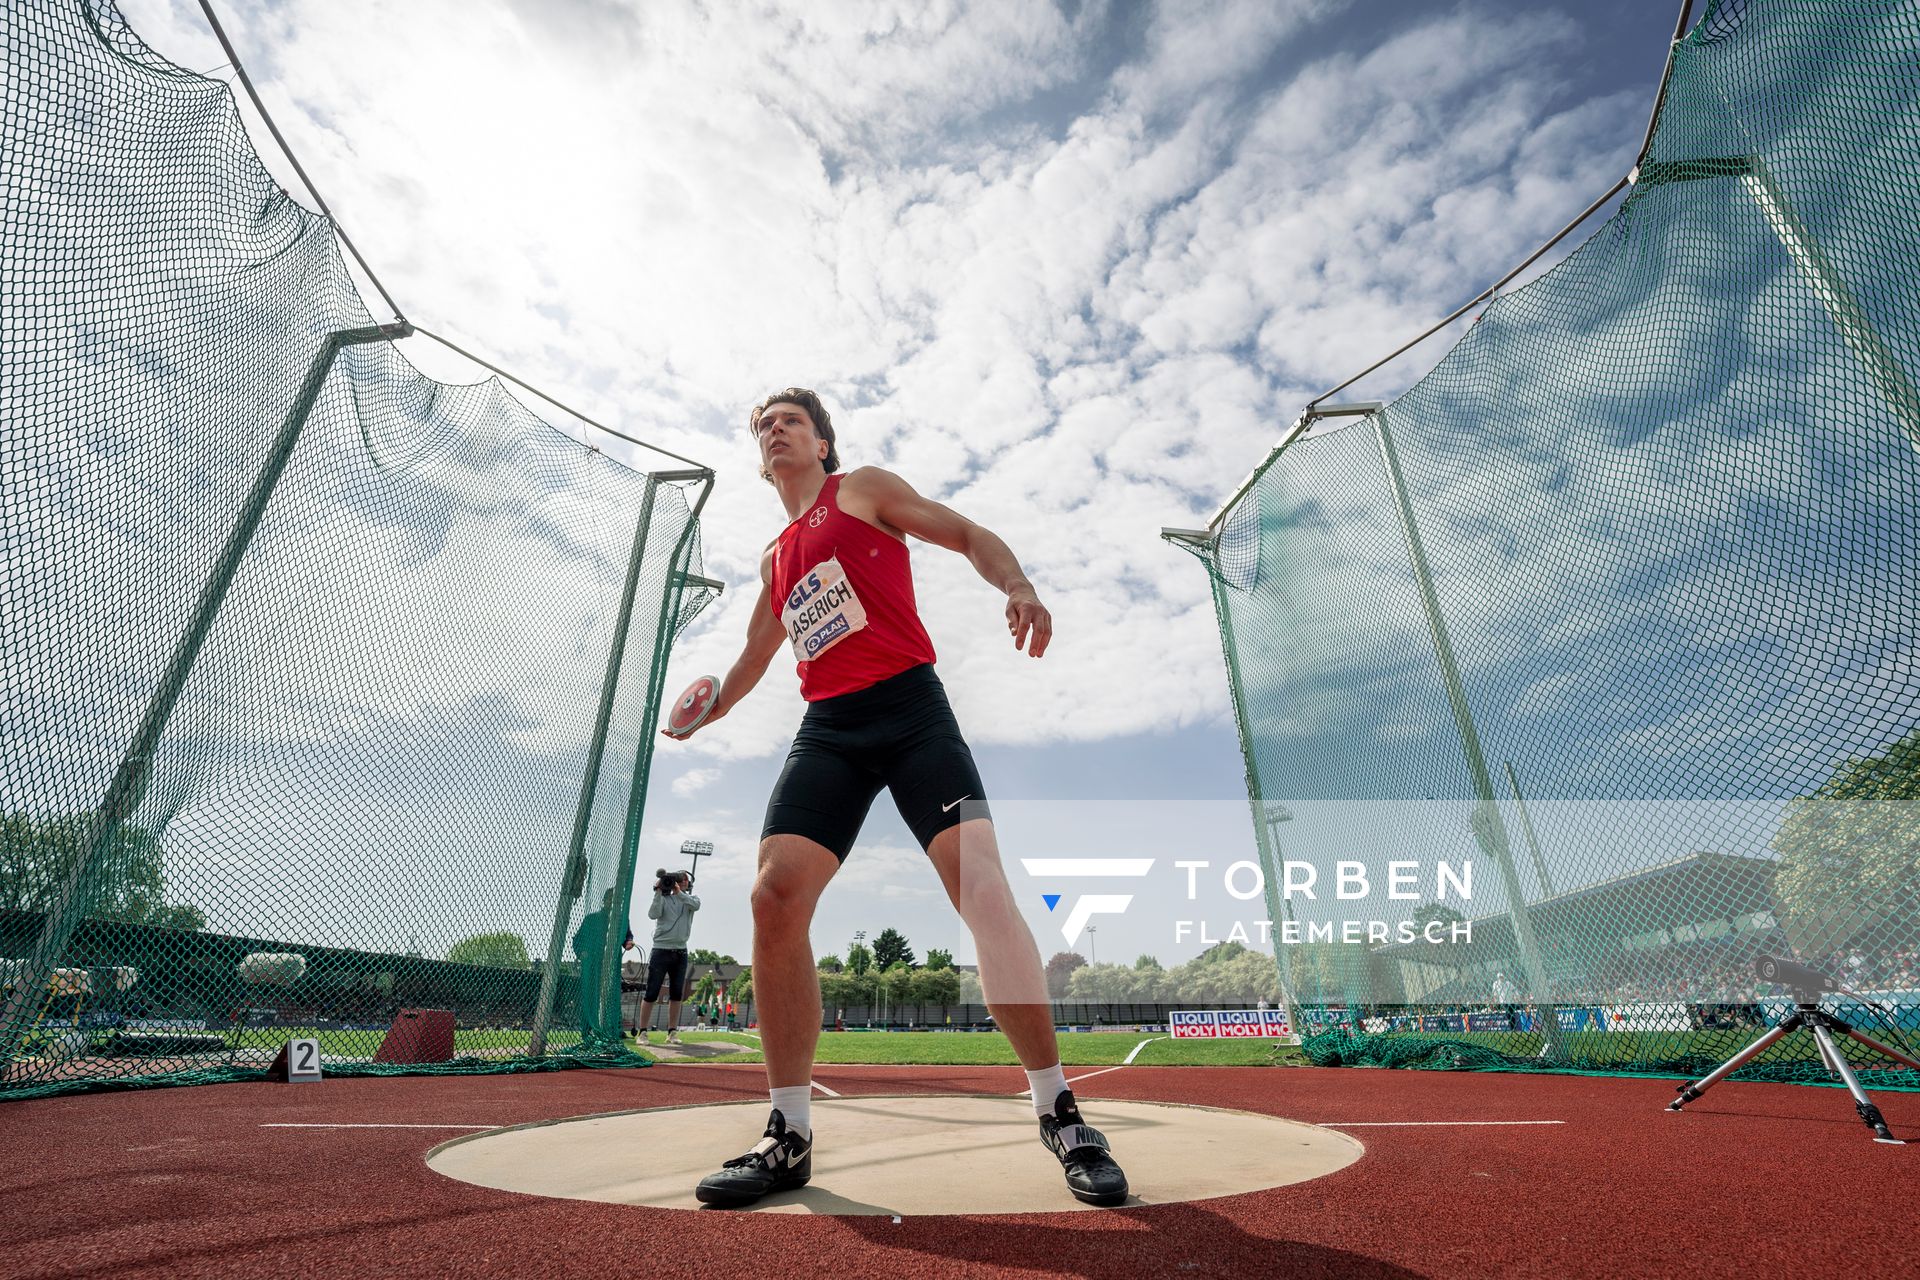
[808,507,828,527]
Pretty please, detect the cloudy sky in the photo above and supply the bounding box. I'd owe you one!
[113,0,1689,966]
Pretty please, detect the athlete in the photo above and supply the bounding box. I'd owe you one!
[662,387,1129,1209]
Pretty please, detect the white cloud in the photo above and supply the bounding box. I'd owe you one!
[670,766,722,798]
[100,0,1659,771]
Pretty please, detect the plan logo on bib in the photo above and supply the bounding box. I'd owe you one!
[1019,858,1154,944]
[781,555,867,661]
[808,506,828,528]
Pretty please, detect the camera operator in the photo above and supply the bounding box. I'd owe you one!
[635,869,700,1046]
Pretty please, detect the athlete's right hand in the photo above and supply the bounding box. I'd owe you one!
[1006,587,1052,658]
[662,699,727,741]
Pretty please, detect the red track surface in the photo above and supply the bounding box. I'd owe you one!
[2,1064,1913,1278]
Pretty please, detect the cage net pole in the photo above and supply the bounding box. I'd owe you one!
[0,323,402,1070]
[1214,574,1303,1037]
[2,0,719,1099]
[1504,761,1559,900]
[594,470,715,1041]
[1373,408,1564,1057]
[529,474,663,1057]
[1636,156,1920,453]
[1169,0,1920,1083]
[1163,528,1302,1037]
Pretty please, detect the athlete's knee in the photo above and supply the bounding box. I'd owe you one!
[959,881,1025,937]
[751,870,814,935]
[952,852,1017,912]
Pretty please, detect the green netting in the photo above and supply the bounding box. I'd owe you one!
[1,0,718,1100]
[1176,0,1920,1086]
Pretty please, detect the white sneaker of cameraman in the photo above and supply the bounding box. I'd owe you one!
[667,1030,683,1046]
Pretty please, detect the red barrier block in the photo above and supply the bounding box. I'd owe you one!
[373,1008,455,1064]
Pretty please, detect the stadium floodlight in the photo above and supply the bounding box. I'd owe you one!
[680,840,715,880]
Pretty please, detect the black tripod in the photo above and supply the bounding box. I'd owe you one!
[1666,991,1920,1144]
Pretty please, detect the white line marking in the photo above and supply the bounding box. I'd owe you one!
[260,1123,497,1130]
[811,1080,842,1097]
[1017,1050,1153,1096]
[1316,1120,1566,1127]
[1064,1064,1128,1086]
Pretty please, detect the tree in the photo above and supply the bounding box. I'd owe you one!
[1134,953,1163,972]
[446,931,530,969]
[0,815,206,929]
[817,953,845,972]
[142,903,208,931]
[730,967,753,1011]
[910,966,960,1005]
[879,963,915,1008]
[846,941,873,975]
[925,947,954,971]
[1067,962,1166,1001]
[1193,940,1250,965]
[692,969,719,1008]
[1168,944,1279,1004]
[820,970,864,1009]
[1411,902,1466,933]
[690,948,735,965]
[1045,950,1086,998]
[873,927,915,969]
[1774,730,1920,952]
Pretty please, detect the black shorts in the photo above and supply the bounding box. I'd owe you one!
[643,948,689,1001]
[762,664,990,860]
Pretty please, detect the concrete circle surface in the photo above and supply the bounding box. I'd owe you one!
[427,1094,1362,1215]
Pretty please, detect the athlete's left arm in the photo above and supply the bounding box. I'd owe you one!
[853,466,1052,658]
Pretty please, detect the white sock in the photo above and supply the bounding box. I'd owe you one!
[1025,1064,1070,1119]
[769,1085,812,1139]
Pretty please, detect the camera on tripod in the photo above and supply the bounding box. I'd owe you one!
[1753,954,1837,999]
[1666,952,1916,1144]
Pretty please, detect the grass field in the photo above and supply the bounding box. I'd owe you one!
[226,1028,561,1057]
[235,1022,1918,1074]
[630,1029,1308,1067]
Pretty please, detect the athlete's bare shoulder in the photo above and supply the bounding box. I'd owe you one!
[836,466,913,536]
[759,539,777,585]
[838,464,905,494]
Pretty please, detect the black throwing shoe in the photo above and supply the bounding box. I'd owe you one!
[694,1109,812,1208]
[1038,1088,1129,1206]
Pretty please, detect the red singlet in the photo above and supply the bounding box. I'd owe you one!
[768,474,938,701]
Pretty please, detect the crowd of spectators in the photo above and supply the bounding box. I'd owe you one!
[1412,936,1920,1010]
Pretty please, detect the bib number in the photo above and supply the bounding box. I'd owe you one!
[782,556,868,662]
